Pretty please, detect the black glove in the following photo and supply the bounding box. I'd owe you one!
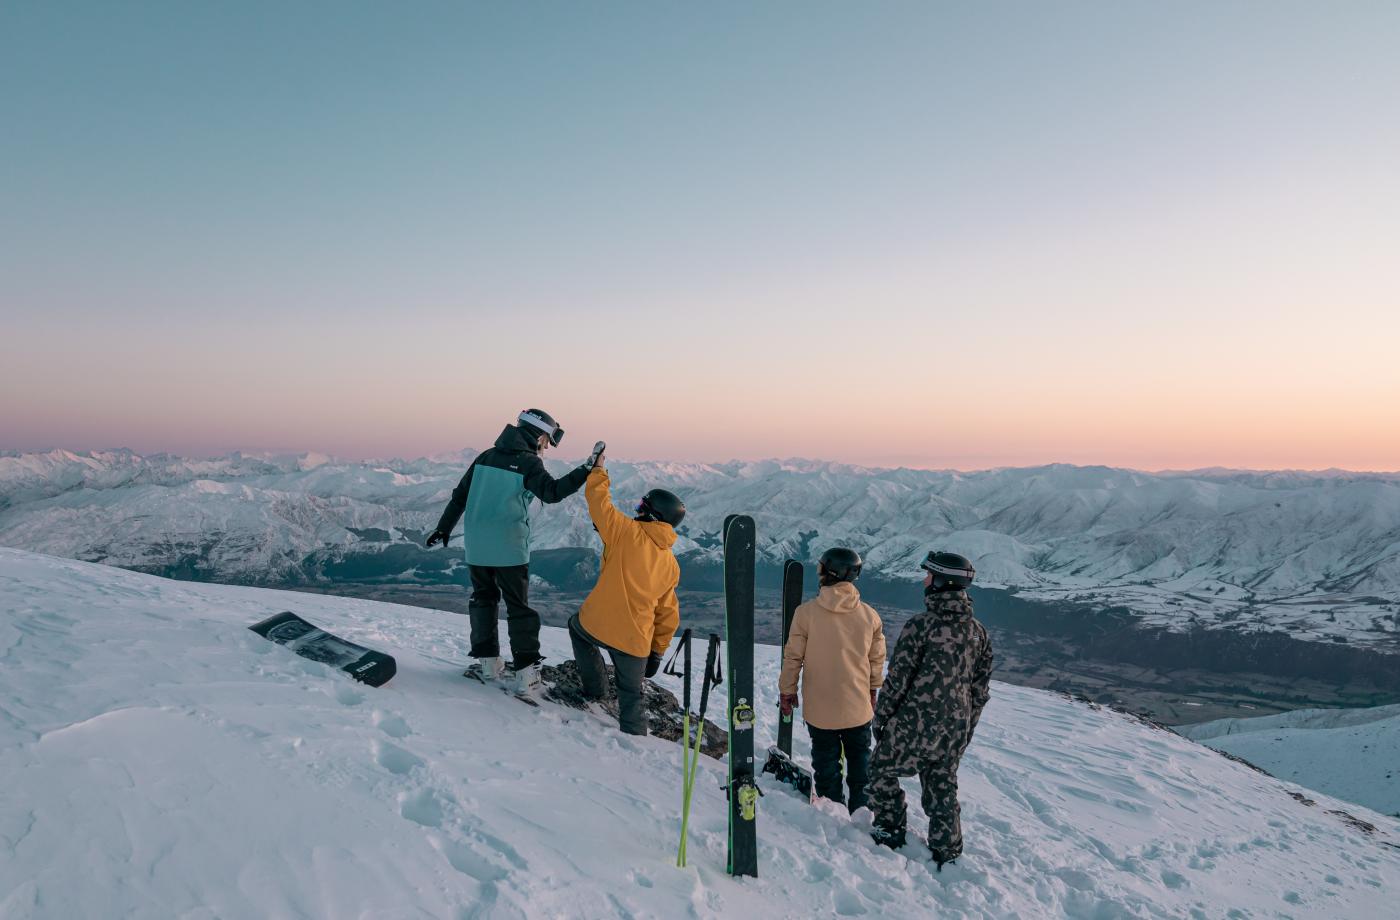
[426,530,451,548]
[645,652,662,679]
[873,723,885,745]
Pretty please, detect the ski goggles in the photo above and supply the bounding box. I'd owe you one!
[518,411,565,447]
[921,555,974,580]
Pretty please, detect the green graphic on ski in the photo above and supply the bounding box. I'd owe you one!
[723,513,759,877]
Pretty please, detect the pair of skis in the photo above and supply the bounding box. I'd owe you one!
[665,628,722,868]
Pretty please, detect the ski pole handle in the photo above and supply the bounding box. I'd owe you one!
[585,440,606,469]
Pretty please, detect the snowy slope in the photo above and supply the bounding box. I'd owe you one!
[2,449,1399,647]
[2,549,1398,919]
[1181,706,1400,817]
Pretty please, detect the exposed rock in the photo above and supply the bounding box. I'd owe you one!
[541,660,728,759]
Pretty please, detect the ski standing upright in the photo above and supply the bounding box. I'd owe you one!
[723,514,759,877]
[777,559,802,755]
[763,560,815,801]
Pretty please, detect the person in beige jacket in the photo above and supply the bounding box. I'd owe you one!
[778,547,886,812]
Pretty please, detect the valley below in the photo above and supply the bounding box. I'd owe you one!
[282,561,1400,727]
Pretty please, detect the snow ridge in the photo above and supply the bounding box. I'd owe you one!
[1181,705,1400,816]
[1,548,1397,919]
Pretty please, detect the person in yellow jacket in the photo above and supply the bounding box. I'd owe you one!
[778,547,886,812]
[568,451,684,735]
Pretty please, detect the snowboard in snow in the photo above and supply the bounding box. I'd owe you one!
[723,513,759,878]
[761,745,814,803]
[777,558,803,756]
[249,611,397,687]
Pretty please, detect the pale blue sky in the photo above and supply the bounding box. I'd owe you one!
[3,2,1398,468]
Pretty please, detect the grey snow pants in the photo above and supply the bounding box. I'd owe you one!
[568,613,648,736]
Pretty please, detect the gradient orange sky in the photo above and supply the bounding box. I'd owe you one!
[3,4,1398,471]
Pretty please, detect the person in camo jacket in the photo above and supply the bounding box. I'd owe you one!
[868,550,993,870]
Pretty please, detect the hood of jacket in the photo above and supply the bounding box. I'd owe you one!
[638,519,678,551]
[925,587,973,617]
[494,424,540,454]
[814,581,863,613]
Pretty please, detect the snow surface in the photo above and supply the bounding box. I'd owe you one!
[2,548,1398,919]
[3,449,1399,647]
[1181,706,1400,817]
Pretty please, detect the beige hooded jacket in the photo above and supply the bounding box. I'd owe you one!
[778,582,887,730]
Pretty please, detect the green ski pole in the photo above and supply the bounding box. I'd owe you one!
[664,631,694,866]
[678,634,722,867]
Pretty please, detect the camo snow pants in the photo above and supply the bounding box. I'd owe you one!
[866,754,963,861]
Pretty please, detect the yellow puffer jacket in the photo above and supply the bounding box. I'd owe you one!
[577,468,682,658]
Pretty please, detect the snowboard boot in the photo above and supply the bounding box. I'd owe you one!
[464,656,505,683]
[933,856,958,872]
[509,659,544,697]
[871,822,907,850]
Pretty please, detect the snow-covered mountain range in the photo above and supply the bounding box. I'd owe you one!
[2,547,1397,918]
[3,448,1399,648]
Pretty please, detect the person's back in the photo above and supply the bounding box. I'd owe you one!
[874,589,991,763]
[426,409,591,689]
[459,421,580,568]
[781,583,884,731]
[779,547,885,811]
[577,466,681,660]
[869,550,993,868]
[569,452,684,736]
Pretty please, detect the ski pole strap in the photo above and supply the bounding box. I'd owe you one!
[682,630,691,710]
[662,628,691,678]
[663,629,693,712]
[705,633,723,687]
[696,633,722,719]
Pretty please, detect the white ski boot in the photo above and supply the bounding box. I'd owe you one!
[464,656,505,684]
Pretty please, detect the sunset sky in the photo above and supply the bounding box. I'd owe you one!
[3,2,1398,470]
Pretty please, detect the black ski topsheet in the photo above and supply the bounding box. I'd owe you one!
[249,611,397,687]
[777,559,804,756]
[723,514,758,877]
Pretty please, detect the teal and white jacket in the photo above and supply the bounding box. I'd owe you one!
[433,425,589,568]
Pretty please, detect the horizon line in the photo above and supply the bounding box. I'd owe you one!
[6,445,1400,479]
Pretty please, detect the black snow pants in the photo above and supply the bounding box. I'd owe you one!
[568,614,648,736]
[808,721,872,813]
[468,564,541,666]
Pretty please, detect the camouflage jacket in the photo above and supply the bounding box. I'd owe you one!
[872,589,993,768]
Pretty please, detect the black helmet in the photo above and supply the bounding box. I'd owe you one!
[921,551,974,591]
[518,409,564,447]
[637,489,686,527]
[818,547,863,584]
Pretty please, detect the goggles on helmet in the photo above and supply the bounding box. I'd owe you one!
[518,411,564,447]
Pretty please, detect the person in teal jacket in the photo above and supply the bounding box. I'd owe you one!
[427,409,591,688]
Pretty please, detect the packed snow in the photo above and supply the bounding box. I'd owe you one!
[2,548,1398,919]
[1181,705,1400,817]
[3,449,1399,648]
